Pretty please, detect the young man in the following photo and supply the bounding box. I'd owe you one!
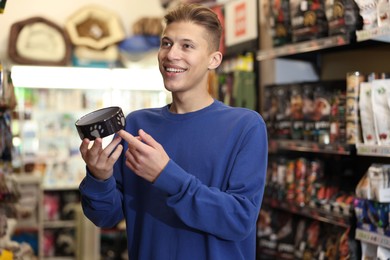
[79,3,268,259]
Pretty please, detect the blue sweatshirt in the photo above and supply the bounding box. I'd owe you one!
[79,100,268,260]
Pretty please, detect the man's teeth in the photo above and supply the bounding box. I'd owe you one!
[166,67,185,73]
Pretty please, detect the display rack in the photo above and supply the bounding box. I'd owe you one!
[9,64,168,259]
[258,26,390,257]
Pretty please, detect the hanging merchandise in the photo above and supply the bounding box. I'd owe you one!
[0,64,16,174]
[119,16,162,66]
[0,0,7,14]
[65,5,125,67]
[8,17,72,66]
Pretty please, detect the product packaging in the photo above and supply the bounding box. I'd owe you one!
[269,0,292,46]
[359,81,378,144]
[312,84,331,144]
[361,242,378,259]
[329,89,346,144]
[257,207,278,258]
[290,84,304,140]
[302,83,315,141]
[275,85,291,139]
[290,0,329,42]
[295,157,308,206]
[263,86,277,139]
[355,0,379,29]
[346,71,364,144]
[372,79,390,145]
[377,0,390,26]
[325,0,363,37]
[378,246,390,259]
[285,159,296,202]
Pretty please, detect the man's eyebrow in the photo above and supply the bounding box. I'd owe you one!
[161,36,196,44]
[161,36,171,41]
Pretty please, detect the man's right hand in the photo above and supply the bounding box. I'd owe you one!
[79,135,123,181]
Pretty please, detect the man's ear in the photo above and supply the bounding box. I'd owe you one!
[208,51,223,70]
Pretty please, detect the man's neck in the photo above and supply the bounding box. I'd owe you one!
[169,95,214,114]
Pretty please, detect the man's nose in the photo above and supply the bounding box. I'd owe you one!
[166,46,180,60]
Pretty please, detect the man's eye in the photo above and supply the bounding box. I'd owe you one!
[161,41,172,47]
[183,44,192,49]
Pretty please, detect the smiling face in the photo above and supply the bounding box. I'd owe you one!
[158,21,222,96]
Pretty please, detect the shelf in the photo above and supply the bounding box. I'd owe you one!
[257,27,390,61]
[256,35,350,61]
[43,185,79,191]
[268,139,352,155]
[42,257,75,260]
[356,143,390,157]
[355,228,390,249]
[264,198,351,228]
[44,220,75,229]
[11,65,165,91]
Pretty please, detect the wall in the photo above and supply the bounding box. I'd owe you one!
[0,0,165,59]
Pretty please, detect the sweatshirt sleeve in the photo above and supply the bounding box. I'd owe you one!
[79,169,124,228]
[153,119,268,241]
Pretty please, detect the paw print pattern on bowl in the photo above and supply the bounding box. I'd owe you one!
[117,114,125,127]
[75,106,126,140]
[90,124,105,139]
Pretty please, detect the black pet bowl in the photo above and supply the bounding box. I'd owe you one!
[75,106,125,140]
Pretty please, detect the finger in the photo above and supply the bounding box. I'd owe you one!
[79,138,90,158]
[118,130,138,146]
[107,144,123,165]
[118,130,145,151]
[89,138,103,156]
[139,129,159,149]
[124,149,138,171]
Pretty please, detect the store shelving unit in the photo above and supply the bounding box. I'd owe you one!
[257,23,390,257]
[9,65,168,259]
[41,185,82,260]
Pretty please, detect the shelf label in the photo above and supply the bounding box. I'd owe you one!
[356,229,390,249]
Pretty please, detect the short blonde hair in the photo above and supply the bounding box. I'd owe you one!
[163,3,222,51]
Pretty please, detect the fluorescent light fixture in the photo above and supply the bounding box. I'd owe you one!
[11,65,165,91]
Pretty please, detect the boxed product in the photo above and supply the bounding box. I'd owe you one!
[372,79,390,145]
[290,0,328,42]
[325,0,363,37]
[269,0,292,46]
